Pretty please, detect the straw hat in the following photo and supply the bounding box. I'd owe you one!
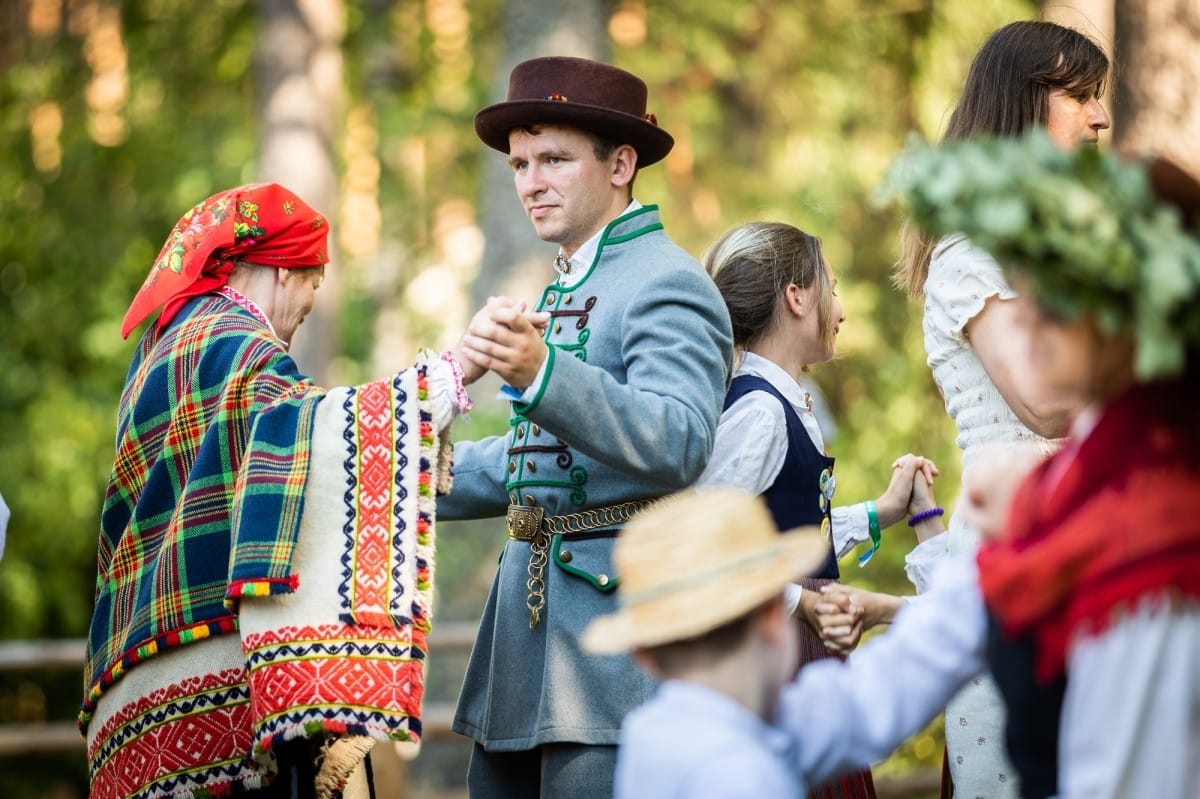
[581,487,828,655]
[474,56,674,167]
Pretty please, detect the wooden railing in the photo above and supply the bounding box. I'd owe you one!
[0,627,940,797]
[0,623,480,757]
[0,637,89,755]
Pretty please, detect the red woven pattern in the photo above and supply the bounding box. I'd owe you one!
[87,667,257,799]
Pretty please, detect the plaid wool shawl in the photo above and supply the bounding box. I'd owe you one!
[83,351,446,798]
[84,294,320,726]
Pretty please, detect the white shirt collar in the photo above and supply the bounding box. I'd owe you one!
[555,199,642,287]
[735,351,812,410]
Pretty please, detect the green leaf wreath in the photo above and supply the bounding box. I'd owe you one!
[876,130,1200,380]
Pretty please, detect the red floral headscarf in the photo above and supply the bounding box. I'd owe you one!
[121,183,329,338]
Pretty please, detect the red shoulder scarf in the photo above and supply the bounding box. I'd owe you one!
[977,375,1200,682]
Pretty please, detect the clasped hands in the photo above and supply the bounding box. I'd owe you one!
[453,296,552,389]
[801,453,940,656]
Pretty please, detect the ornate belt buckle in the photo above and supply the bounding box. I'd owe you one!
[506,504,545,541]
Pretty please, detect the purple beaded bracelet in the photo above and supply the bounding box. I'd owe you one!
[907,506,945,527]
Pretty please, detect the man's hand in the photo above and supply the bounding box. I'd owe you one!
[460,296,551,389]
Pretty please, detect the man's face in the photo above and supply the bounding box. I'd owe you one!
[507,124,623,255]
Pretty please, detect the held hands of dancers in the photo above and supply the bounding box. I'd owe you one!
[809,586,865,655]
[875,453,939,529]
[813,585,906,656]
[458,296,552,389]
[902,453,944,543]
[812,454,942,655]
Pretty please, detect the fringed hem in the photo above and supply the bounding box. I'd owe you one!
[315,736,377,799]
[79,616,239,730]
[227,575,301,605]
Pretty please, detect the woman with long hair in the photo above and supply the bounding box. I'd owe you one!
[891,20,1110,798]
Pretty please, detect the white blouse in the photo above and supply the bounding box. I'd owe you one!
[921,234,1058,559]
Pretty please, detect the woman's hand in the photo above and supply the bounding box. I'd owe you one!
[459,296,551,389]
[876,454,939,528]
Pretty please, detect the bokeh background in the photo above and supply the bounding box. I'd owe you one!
[1,0,1195,796]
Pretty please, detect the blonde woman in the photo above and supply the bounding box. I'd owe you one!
[699,221,938,799]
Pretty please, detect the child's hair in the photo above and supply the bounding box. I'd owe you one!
[637,596,773,677]
[704,222,834,352]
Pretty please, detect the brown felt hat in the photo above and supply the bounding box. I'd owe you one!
[474,56,674,167]
[581,487,828,656]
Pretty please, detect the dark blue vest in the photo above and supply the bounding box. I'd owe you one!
[723,375,839,579]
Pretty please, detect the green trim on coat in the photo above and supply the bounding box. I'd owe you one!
[551,534,620,592]
[514,343,555,415]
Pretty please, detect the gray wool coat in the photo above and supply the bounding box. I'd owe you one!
[440,205,734,752]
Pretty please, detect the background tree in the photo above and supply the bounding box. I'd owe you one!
[471,0,610,310]
[256,0,346,382]
[1112,0,1200,174]
[0,1,260,793]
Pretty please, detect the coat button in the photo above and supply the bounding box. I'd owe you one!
[559,549,573,563]
[597,574,610,587]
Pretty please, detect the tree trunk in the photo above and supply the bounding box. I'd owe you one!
[0,0,28,74]
[1112,0,1200,175]
[255,0,345,384]
[472,0,610,310]
[1040,0,1115,52]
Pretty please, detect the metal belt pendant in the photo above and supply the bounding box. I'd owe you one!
[526,531,548,627]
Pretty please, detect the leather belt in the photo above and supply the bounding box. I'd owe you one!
[505,498,660,542]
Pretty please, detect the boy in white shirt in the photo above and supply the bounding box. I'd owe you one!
[584,486,983,799]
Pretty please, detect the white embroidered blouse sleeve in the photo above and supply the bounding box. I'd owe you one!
[424,358,469,430]
[904,533,949,594]
[830,504,870,559]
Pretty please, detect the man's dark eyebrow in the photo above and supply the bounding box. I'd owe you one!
[509,146,571,168]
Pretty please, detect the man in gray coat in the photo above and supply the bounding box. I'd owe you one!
[444,56,734,798]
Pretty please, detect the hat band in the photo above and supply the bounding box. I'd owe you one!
[623,547,784,607]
